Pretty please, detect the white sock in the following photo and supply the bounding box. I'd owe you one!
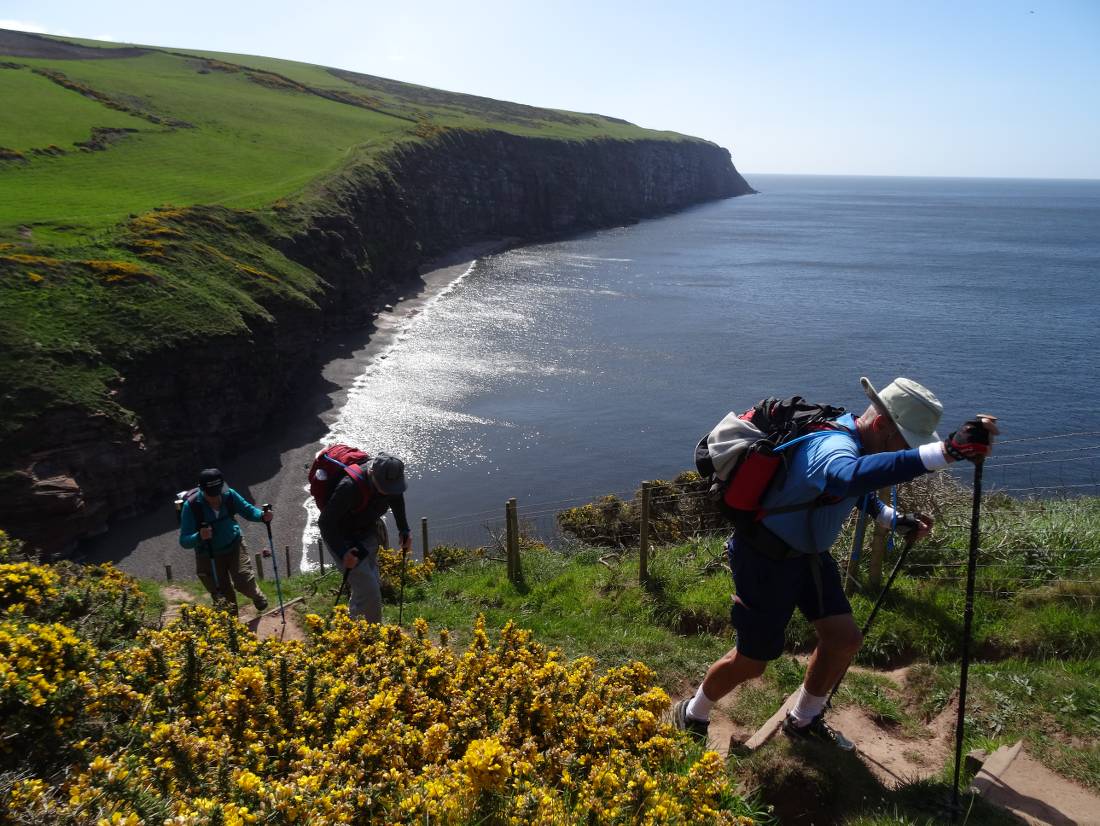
[686,684,714,721]
[788,686,827,727]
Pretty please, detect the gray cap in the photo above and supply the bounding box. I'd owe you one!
[368,454,407,495]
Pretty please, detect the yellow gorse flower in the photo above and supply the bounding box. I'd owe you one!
[0,553,756,825]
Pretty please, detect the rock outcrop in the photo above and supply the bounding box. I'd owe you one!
[2,131,752,555]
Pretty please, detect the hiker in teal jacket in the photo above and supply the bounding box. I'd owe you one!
[179,467,270,615]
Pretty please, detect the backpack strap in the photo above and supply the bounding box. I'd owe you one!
[187,490,206,523]
[188,489,235,524]
[343,463,374,513]
[755,422,852,519]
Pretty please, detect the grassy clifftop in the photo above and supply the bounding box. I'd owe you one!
[0,30,689,242]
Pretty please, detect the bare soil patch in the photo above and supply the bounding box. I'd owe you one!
[980,749,1100,826]
[159,585,195,624]
[241,604,307,643]
[0,29,148,60]
[159,585,306,642]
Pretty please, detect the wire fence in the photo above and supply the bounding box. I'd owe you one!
[274,429,1100,593]
[372,428,1100,600]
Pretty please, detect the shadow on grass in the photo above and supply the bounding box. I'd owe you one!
[642,570,729,636]
[735,737,1025,826]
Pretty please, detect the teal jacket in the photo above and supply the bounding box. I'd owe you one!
[179,488,264,555]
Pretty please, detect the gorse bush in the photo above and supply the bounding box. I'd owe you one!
[376,544,434,598]
[0,530,148,776]
[0,541,763,825]
[557,472,722,547]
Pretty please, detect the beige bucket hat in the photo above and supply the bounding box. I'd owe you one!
[860,376,943,448]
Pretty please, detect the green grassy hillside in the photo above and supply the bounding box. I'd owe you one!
[0,32,682,243]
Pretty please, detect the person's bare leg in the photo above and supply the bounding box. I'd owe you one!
[699,647,767,704]
[803,613,862,696]
[784,614,861,748]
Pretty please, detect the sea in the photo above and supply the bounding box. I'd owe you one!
[318,174,1100,549]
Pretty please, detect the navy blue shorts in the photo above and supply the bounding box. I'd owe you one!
[726,536,853,662]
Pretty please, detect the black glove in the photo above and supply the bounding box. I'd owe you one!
[945,420,993,462]
[893,512,926,537]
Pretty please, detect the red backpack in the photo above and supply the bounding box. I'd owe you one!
[308,444,373,512]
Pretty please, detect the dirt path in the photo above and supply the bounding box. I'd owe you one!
[159,586,306,642]
[680,666,1100,825]
[978,748,1100,826]
[680,665,957,786]
[160,585,195,625]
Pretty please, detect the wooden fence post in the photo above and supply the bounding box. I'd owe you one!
[506,498,520,585]
[421,517,429,563]
[285,545,292,576]
[317,539,324,574]
[164,564,173,582]
[255,552,265,580]
[640,481,652,585]
[844,506,868,597]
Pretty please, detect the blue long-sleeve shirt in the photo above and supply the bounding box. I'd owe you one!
[179,488,263,555]
[760,414,930,554]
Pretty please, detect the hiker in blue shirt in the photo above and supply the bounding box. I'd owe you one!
[673,377,998,750]
[179,467,271,615]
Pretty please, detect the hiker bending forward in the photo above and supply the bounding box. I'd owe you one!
[318,454,413,622]
[179,468,271,615]
[674,377,998,750]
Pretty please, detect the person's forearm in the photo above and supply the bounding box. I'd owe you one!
[864,494,886,520]
[824,450,927,499]
[179,507,198,548]
[232,490,263,521]
[318,515,346,559]
[390,495,411,536]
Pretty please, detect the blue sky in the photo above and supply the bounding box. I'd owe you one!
[3,1,1098,178]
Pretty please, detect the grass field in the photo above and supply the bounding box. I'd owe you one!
[0,38,683,240]
[0,67,149,151]
[4,477,1095,823]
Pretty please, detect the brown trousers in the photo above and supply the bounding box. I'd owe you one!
[195,537,262,614]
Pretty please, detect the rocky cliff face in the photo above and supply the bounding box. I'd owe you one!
[2,132,752,555]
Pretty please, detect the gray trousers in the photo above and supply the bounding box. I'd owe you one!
[330,521,386,622]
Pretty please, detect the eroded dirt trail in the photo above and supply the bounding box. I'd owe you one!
[159,586,307,642]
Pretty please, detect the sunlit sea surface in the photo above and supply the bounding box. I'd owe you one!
[311,175,1100,547]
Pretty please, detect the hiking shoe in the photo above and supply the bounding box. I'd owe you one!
[782,712,855,751]
[253,593,269,611]
[670,698,709,744]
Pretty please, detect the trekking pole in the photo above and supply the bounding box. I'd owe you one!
[397,540,408,626]
[334,569,350,607]
[828,531,917,707]
[951,452,987,818]
[201,521,221,593]
[261,504,286,624]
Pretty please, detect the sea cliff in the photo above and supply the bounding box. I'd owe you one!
[2,131,752,554]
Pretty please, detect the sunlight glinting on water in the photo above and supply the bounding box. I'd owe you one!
[299,249,603,558]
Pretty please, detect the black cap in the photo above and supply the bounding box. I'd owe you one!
[198,468,224,494]
[368,454,407,495]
